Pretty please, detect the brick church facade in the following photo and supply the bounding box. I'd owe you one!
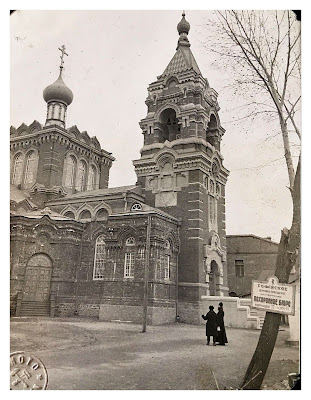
[10,13,229,324]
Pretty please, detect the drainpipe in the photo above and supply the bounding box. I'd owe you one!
[175,224,180,321]
[74,224,85,314]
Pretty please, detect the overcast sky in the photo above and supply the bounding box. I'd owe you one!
[10,9,301,242]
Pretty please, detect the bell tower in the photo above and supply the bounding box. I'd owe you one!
[133,12,229,323]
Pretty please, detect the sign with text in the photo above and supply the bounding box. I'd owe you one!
[251,276,295,315]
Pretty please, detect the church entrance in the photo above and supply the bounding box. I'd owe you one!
[208,260,221,296]
[21,254,52,316]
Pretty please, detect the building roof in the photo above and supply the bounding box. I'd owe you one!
[62,185,138,200]
[10,185,37,209]
[11,207,72,221]
[226,234,279,246]
[161,44,201,77]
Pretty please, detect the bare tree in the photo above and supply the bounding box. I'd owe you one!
[205,10,301,389]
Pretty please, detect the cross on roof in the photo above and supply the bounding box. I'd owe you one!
[58,45,68,69]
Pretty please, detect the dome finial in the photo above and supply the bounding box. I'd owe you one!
[58,45,68,76]
[177,11,191,48]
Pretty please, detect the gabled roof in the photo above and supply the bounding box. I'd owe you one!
[161,45,201,77]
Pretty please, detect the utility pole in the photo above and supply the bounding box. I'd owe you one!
[142,214,151,332]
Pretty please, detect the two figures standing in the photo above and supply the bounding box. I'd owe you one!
[202,302,228,346]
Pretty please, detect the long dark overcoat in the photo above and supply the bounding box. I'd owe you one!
[216,308,228,344]
[202,310,217,336]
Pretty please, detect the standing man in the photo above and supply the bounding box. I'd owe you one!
[202,305,217,345]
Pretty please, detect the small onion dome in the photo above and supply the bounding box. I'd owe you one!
[177,11,190,35]
[43,73,73,105]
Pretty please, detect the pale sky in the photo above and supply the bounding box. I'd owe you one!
[10,9,301,242]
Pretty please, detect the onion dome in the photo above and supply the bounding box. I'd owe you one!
[177,11,190,35]
[43,73,73,106]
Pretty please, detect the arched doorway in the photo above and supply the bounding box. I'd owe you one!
[23,254,52,301]
[208,260,221,296]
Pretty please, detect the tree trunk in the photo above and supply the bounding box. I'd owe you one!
[241,156,300,390]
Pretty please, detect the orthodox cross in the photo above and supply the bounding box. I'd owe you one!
[58,45,68,70]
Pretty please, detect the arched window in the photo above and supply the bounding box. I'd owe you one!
[95,208,108,221]
[93,235,106,279]
[64,211,75,219]
[12,153,24,185]
[24,151,37,186]
[88,165,97,191]
[65,155,76,189]
[76,160,86,191]
[79,209,92,222]
[124,237,136,278]
[131,203,142,211]
[125,237,136,246]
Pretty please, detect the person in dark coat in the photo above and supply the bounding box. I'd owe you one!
[202,305,217,345]
[216,302,228,345]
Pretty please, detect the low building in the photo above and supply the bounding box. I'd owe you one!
[226,235,279,297]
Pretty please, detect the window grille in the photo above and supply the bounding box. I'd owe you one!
[93,236,106,279]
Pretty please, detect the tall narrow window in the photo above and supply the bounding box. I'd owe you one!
[24,151,37,186]
[235,260,244,277]
[163,240,171,281]
[76,160,86,191]
[124,253,135,278]
[65,155,76,189]
[164,255,170,280]
[93,236,106,279]
[88,165,96,191]
[209,195,217,230]
[12,153,24,185]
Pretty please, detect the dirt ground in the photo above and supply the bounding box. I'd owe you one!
[10,317,299,390]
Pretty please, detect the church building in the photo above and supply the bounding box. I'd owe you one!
[10,13,229,325]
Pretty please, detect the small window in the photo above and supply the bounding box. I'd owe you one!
[203,176,208,189]
[125,237,136,246]
[168,79,177,88]
[235,260,244,277]
[131,203,142,211]
[164,240,170,250]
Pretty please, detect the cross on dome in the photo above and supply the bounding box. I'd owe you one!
[58,45,68,73]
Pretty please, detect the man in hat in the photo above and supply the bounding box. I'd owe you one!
[202,305,217,345]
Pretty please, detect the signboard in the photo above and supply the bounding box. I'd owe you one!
[251,276,295,315]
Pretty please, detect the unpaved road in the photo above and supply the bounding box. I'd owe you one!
[10,317,299,390]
